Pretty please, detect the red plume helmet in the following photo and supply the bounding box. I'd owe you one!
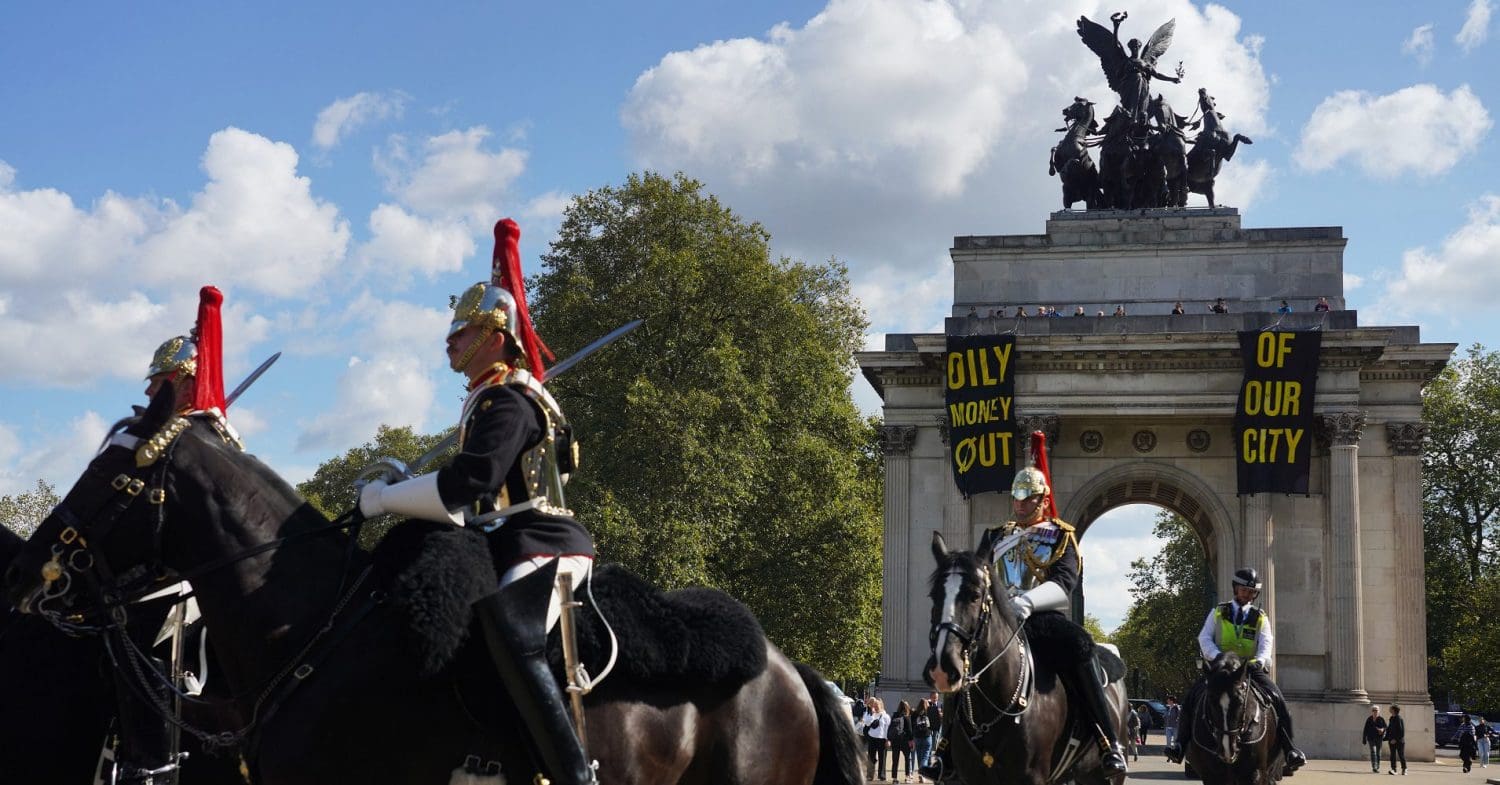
[492,219,554,380]
[1030,430,1057,519]
[189,286,227,413]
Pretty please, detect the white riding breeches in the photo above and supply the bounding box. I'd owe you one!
[499,554,595,633]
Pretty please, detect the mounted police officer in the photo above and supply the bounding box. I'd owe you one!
[921,432,1129,781]
[1165,567,1306,774]
[356,219,598,785]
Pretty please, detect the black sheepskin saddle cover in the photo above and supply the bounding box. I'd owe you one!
[371,521,768,688]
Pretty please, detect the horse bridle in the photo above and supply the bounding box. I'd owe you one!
[931,559,1033,745]
[30,414,373,752]
[1195,671,1268,761]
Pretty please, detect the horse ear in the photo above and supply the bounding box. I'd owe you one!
[132,384,177,436]
[932,531,949,561]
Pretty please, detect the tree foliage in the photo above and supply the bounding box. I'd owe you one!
[1110,509,1214,698]
[1424,344,1500,702]
[528,172,883,680]
[0,480,60,538]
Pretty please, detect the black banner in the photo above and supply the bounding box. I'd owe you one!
[1234,330,1321,495]
[945,335,1018,497]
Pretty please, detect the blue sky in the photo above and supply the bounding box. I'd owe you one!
[2,0,1496,630]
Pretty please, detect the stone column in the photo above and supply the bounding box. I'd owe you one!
[879,425,917,685]
[935,416,971,549]
[1387,422,1429,703]
[1322,411,1368,700]
[1240,493,1273,624]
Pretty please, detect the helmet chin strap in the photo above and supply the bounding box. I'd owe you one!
[451,326,496,374]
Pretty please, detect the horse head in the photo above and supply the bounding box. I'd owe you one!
[4,386,315,630]
[924,531,1018,695]
[1062,97,1096,132]
[1202,652,1257,764]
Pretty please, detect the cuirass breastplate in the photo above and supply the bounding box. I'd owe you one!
[992,523,1066,597]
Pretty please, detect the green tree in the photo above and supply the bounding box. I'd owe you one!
[296,425,454,546]
[1424,344,1500,701]
[1111,509,1214,698]
[1082,614,1110,643]
[528,171,882,680]
[0,480,60,538]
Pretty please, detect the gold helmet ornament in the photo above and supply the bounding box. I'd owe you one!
[146,335,197,379]
[448,219,554,377]
[1011,431,1059,519]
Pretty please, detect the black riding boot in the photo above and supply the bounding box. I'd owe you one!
[1075,660,1128,775]
[1271,694,1306,774]
[475,560,597,785]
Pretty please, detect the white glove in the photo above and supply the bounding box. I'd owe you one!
[359,479,389,519]
[1012,595,1035,622]
[1012,581,1070,621]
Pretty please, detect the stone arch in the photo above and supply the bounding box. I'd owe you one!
[1061,461,1237,592]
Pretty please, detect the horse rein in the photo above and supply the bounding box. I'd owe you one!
[1193,676,1270,760]
[932,560,1034,751]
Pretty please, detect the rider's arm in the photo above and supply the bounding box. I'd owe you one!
[1253,612,1274,669]
[1012,527,1079,620]
[1197,607,1221,661]
[437,385,542,508]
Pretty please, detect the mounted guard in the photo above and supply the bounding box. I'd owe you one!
[355,218,599,785]
[1165,567,1306,775]
[923,431,1129,783]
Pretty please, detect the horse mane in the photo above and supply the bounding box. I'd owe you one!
[176,419,334,535]
[926,545,1019,629]
[1205,652,1246,693]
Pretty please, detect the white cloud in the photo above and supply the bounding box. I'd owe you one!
[1294,84,1491,179]
[141,128,351,297]
[1081,503,1166,631]
[296,353,438,453]
[1344,272,1365,291]
[1458,0,1493,52]
[228,406,268,439]
[1403,23,1435,65]
[356,204,475,285]
[1376,194,1500,317]
[622,0,1271,336]
[312,91,408,151]
[0,412,109,496]
[377,127,527,222]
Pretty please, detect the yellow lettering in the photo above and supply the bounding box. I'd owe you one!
[1283,381,1301,416]
[1243,429,1258,463]
[992,343,1013,381]
[1243,381,1303,417]
[955,438,977,473]
[947,353,966,390]
[978,432,998,467]
[1284,429,1303,462]
[1244,381,1263,415]
[978,348,998,385]
[1255,332,1278,368]
[997,396,1011,420]
[1278,333,1295,367]
[966,350,978,390]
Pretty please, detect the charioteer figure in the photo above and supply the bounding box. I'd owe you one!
[356,218,598,785]
[1165,567,1306,774]
[922,432,1129,781]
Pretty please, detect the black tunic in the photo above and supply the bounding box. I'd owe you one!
[436,383,594,568]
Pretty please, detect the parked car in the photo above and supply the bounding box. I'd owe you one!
[1129,698,1168,730]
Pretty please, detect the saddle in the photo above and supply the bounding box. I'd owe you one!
[372,521,768,688]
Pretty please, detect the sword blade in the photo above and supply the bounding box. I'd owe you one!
[226,352,282,407]
[409,319,642,473]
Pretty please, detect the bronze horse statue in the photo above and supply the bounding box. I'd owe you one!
[1049,97,1102,210]
[924,533,1128,785]
[1183,653,1283,785]
[4,390,865,785]
[1147,94,1192,207]
[1186,88,1254,207]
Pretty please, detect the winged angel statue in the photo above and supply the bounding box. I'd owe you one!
[1076,12,1181,124]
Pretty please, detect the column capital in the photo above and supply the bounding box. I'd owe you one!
[1385,422,1427,456]
[1318,411,1367,446]
[1017,413,1061,448]
[879,424,918,456]
[934,414,950,447]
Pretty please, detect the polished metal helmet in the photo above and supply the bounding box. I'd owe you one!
[449,282,519,340]
[1011,466,1050,500]
[1232,567,1262,591]
[146,335,197,379]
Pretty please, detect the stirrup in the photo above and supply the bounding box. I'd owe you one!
[1102,746,1128,775]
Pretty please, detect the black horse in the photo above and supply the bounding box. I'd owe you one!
[5,390,863,785]
[923,533,1127,785]
[1185,88,1253,208]
[1049,97,1102,210]
[1183,654,1283,785]
[0,526,244,784]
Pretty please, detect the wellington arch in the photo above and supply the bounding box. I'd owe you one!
[857,208,1454,760]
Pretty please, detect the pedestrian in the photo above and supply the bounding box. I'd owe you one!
[889,701,915,782]
[1126,706,1141,761]
[1171,301,1185,315]
[913,699,934,783]
[1386,704,1406,775]
[1163,695,1181,752]
[1210,297,1228,314]
[925,692,944,766]
[1457,714,1478,773]
[1314,296,1331,312]
[861,697,891,781]
[1479,717,1492,768]
[1277,300,1292,314]
[1362,705,1387,772]
[1136,704,1150,748]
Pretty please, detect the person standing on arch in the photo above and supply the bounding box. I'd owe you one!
[1165,567,1306,774]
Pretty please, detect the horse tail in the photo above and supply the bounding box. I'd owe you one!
[793,662,865,785]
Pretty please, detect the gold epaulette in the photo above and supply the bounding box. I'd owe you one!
[1051,517,1076,533]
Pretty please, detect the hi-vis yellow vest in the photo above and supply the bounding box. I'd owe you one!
[1214,602,1264,658]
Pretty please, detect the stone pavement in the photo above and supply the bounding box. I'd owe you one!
[862,742,1484,784]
